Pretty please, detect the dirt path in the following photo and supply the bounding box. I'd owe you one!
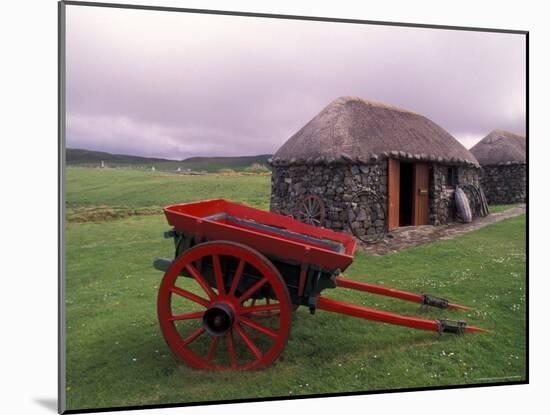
[360,205,526,256]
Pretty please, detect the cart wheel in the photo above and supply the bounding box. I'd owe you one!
[294,195,325,227]
[158,241,292,370]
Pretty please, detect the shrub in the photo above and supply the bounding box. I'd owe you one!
[218,168,237,175]
[244,163,270,173]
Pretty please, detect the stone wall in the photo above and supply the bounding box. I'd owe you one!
[271,161,479,234]
[480,164,526,204]
[430,165,481,225]
[270,161,387,235]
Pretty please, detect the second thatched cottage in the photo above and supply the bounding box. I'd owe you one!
[470,129,526,204]
[269,96,480,237]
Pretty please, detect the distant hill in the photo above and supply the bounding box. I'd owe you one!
[66,148,172,164]
[177,155,272,172]
[66,148,272,172]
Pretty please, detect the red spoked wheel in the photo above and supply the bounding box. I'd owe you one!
[158,241,292,370]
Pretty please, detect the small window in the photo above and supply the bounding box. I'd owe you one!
[446,167,458,187]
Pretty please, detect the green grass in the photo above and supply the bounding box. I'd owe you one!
[489,204,521,214]
[64,168,526,411]
[66,167,271,213]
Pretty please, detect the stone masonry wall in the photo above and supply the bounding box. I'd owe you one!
[480,164,526,204]
[270,161,387,236]
[431,165,480,225]
[271,162,479,234]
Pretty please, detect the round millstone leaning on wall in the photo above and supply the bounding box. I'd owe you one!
[270,160,388,234]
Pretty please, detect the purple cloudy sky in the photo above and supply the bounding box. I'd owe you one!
[65,5,526,160]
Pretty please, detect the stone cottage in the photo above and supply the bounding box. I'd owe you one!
[470,129,526,204]
[269,96,480,237]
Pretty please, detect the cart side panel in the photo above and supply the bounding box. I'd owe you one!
[166,199,356,257]
[224,201,356,256]
[164,199,227,219]
[165,212,354,272]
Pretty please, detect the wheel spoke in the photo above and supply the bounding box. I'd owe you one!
[239,277,268,302]
[310,203,320,217]
[170,286,210,308]
[226,330,237,369]
[312,218,321,225]
[181,326,205,347]
[239,316,278,339]
[169,310,204,321]
[206,336,220,362]
[235,323,263,360]
[241,303,281,314]
[228,259,245,297]
[185,263,217,300]
[212,254,225,296]
[307,198,314,213]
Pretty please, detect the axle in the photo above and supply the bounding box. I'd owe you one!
[316,296,488,334]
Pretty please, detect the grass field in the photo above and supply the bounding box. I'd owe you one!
[489,204,519,214]
[66,167,271,222]
[64,167,526,411]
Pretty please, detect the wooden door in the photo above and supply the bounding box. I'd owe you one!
[413,163,429,225]
[387,158,400,231]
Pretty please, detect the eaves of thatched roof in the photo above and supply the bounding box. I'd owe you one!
[470,129,526,166]
[270,96,479,168]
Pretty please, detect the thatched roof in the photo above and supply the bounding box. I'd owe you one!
[270,96,479,167]
[470,130,526,166]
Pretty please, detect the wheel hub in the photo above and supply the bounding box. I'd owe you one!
[203,302,235,336]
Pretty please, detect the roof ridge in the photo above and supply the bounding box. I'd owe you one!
[332,96,420,116]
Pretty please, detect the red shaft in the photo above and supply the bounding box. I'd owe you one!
[317,296,488,333]
[336,276,471,311]
[317,296,439,332]
[336,277,421,302]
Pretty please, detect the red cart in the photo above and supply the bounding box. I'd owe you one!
[153,199,486,371]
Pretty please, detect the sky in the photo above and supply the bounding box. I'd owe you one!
[65,5,526,160]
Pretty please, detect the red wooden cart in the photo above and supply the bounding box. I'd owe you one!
[153,199,486,371]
